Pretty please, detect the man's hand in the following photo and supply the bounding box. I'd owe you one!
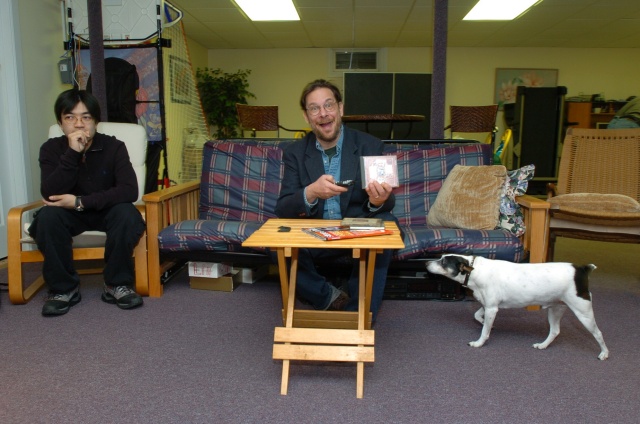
[67,129,90,153]
[365,180,392,207]
[306,175,348,202]
[43,194,76,209]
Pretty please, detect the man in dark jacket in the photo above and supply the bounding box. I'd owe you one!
[29,89,145,316]
[275,79,398,321]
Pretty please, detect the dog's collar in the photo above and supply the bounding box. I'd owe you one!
[462,256,476,287]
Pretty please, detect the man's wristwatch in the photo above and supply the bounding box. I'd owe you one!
[74,196,84,212]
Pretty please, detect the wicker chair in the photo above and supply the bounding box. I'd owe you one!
[444,105,499,144]
[546,128,640,261]
[236,104,307,138]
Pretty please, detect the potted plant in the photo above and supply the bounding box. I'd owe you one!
[196,67,255,138]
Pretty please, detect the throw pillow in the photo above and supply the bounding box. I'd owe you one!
[427,164,507,230]
[498,164,535,236]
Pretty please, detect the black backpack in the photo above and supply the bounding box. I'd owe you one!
[88,57,139,123]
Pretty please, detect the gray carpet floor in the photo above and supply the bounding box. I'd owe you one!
[1,238,639,424]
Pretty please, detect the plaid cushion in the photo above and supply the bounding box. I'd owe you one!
[158,219,266,254]
[199,139,296,221]
[395,225,524,262]
[386,143,493,226]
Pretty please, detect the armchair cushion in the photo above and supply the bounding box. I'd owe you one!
[427,164,507,230]
[549,193,640,226]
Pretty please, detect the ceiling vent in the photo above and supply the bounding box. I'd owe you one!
[331,49,386,74]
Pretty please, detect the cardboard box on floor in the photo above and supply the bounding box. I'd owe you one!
[188,261,232,278]
[190,270,241,292]
[234,264,270,284]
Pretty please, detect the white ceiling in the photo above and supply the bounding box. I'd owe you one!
[167,0,640,49]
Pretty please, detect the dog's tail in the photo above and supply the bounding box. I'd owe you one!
[574,264,596,301]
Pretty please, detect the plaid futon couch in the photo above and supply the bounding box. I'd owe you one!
[143,138,549,296]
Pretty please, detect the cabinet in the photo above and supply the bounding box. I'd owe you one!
[511,86,566,194]
[565,101,627,129]
[343,73,431,139]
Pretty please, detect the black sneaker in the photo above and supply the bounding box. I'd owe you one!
[42,287,81,316]
[101,285,143,310]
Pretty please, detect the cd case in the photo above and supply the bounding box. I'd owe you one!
[360,155,399,188]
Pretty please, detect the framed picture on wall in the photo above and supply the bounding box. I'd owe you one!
[170,55,191,104]
[494,68,558,109]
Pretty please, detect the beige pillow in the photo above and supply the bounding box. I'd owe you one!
[427,165,507,230]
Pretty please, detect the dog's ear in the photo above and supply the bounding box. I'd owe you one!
[458,261,474,275]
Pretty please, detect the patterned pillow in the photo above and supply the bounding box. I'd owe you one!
[498,164,535,236]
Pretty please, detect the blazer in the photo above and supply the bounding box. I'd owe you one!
[275,126,395,219]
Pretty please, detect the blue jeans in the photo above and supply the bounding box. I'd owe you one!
[270,212,401,322]
[607,117,640,129]
[28,203,145,293]
[292,247,393,322]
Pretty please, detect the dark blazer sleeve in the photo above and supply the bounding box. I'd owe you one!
[275,136,322,218]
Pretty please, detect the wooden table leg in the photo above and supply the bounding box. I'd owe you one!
[357,361,365,398]
[279,247,298,395]
[281,360,290,396]
[274,247,376,398]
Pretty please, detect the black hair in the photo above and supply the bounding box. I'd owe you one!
[299,79,343,110]
[54,89,101,124]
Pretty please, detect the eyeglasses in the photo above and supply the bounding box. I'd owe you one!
[62,114,94,124]
[306,100,338,116]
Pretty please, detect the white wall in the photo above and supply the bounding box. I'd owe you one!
[18,0,67,199]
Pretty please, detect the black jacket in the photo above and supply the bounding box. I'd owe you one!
[38,132,138,211]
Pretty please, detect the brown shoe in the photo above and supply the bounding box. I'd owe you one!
[327,290,349,311]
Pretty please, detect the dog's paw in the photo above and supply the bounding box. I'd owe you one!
[598,350,609,360]
[532,342,548,350]
[468,340,484,348]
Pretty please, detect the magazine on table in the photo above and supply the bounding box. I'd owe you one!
[360,155,399,188]
[340,217,385,230]
[301,225,393,241]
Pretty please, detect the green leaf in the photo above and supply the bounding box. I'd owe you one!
[196,68,255,138]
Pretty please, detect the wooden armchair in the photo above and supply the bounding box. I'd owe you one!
[7,123,149,304]
[546,128,640,261]
[236,104,307,138]
[445,105,499,145]
[143,181,201,297]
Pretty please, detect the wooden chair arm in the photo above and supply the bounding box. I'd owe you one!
[143,180,201,297]
[8,199,44,238]
[516,194,550,263]
[8,199,44,218]
[142,180,201,203]
[546,182,557,199]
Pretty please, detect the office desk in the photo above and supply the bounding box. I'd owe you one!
[242,218,404,398]
[343,114,425,139]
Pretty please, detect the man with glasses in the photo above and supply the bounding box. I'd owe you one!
[275,79,399,322]
[29,89,145,316]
